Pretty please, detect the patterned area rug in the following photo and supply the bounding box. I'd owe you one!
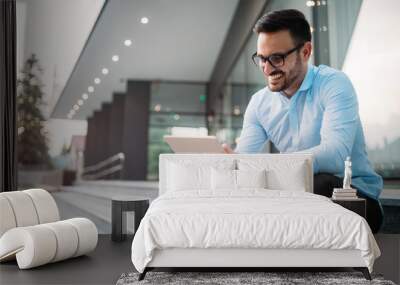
[116,271,396,285]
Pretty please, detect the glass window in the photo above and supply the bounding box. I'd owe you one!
[327,0,363,69]
[147,82,207,180]
[150,82,207,114]
[336,0,400,181]
[339,0,400,234]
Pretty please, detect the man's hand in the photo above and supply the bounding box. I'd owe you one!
[222,143,235,154]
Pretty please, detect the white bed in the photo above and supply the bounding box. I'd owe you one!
[131,154,380,280]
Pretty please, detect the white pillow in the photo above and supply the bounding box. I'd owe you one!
[211,168,267,191]
[211,168,236,190]
[167,160,235,192]
[167,162,208,191]
[238,159,307,191]
[236,169,267,189]
[266,162,306,191]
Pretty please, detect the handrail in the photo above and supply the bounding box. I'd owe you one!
[84,153,125,174]
[82,152,125,180]
[83,164,124,180]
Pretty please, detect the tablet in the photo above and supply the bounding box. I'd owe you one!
[163,135,225,153]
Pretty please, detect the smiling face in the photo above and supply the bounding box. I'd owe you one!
[256,30,311,96]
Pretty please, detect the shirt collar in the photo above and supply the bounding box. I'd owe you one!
[277,64,316,101]
[298,64,315,92]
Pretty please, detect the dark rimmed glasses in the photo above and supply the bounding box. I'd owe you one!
[251,43,304,69]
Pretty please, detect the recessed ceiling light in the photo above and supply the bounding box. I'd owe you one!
[306,0,315,7]
[82,93,89,100]
[67,114,73,119]
[112,55,119,62]
[94,78,101,84]
[88,86,94,93]
[78,99,84,106]
[174,114,180,120]
[73,105,79,111]
[124,39,132,46]
[140,17,149,24]
[102,68,109,75]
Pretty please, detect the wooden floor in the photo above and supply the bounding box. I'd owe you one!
[0,235,133,285]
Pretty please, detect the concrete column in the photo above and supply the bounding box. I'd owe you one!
[91,110,102,165]
[121,81,150,180]
[84,116,94,167]
[207,0,267,115]
[109,93,125,158]
[101,103,112,161]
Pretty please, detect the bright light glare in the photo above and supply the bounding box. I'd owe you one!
[124,39,132,46]
[112,55,119,62]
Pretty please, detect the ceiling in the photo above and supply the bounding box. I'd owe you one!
[51,0,239,120]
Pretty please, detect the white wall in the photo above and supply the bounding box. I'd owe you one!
[45,119,87,157]
[16,0,104,158]
[17,0,105,117]
[343,0,400,150]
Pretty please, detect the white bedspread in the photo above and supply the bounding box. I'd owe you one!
[131,190,380,272]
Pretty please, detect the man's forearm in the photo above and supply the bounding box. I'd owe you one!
[299,142,349,174]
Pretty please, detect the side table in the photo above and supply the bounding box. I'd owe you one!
[331,197,366,218]
[112,196,149,242]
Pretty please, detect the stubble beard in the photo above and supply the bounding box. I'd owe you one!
[267,55,303,93]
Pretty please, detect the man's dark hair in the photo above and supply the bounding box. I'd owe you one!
[253,9,312,45]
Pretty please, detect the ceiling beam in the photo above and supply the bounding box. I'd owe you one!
[207,0,268,114]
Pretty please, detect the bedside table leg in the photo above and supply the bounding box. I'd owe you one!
[112,201,123,242]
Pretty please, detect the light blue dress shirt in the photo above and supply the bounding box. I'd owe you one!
[236,64,383,200]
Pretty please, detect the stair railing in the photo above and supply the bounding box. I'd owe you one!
[82,153,125,180]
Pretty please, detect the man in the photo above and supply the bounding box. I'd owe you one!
[222,9,383,233]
